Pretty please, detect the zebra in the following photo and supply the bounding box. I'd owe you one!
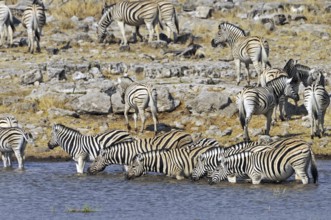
[98,0,161,46]
[191,141,270,181]
[102,0,179,43]
[0,115,19,128]
[0,127,34,169]
[237,76,299,141]
[22,0,46,53]
[87,130,193,174]
[0,3,15,47]
[211,22,271,86]
[209,138,318,185]
[125,143,218,180]
[187,137,221,149]
[304,84,330,139]
[117,76,158,134]
[47,124,134,174]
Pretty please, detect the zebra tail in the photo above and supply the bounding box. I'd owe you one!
[312,93,319,120]
[32,10,41,42]
[157,5,164,31]
[174,8,179,34]
[237,93,246,129]
[147,84,158,115]
[310,148,318,183]
[261,38,271,67]
[9,10,16,33]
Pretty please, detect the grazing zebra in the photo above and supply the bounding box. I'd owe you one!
[211,22,271,86]
[102,0,179,42]
[125,143,217,180]
[118,76,158,134]
[98,0,161,46]
[304,84,330,139]
[47,124,134,174]
[237,76,299,141]
[0,116,19,128]
[22,1,46,53]
[209,138,318,185]
[0,3,15,47]
[191,141,270,181]
[87,130,193,174]
[0,127,34,169]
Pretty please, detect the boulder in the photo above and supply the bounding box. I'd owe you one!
[21,69,43,85]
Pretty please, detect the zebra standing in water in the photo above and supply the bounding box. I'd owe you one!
[209,138,318,185]
[47,124,134,174]
[304,84,330,139]
[98,1,161,46]
[22,0,46,53]
[0,3,15,47]
[118,76,158,134]
[87,130,193,174]
[237,76,299,141]
[0,127,34,169]
[125,142,219,180]
[211,22,271,86]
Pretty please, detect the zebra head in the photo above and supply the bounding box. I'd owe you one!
[208,162,228,185]
[87,149,108,175]
[125,153,145,180]
[211,22,245,48]
[191,154,208,181]
[307,69,325,86]
[48,124,62,149]
[284,77,300,102]
[97,3,115,43]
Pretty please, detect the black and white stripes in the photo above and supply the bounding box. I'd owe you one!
[22,1,46,53]
[98,0,160,45]
[211,22,271,86]
[0,3,15,47]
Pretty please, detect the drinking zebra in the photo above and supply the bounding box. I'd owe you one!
[102,0,179,42]
[87,130,193,174]
[0,115,19,128]
[47,124,134,174]
[125,143,218,180]
[191,141,262,181]
[209,138,318,185]
[304,84,330,139]
[118,76,158,134]
[0,3,15,47]
[0,127,34,169]
[22,0,46,53]
[211,22,271,86]
[98,0,161,46]
[237,76,299,141]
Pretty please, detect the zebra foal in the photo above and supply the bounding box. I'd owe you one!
[22,0,46,53]
[98,0,161,46]
[0,127,34,169]
[304,84,330,139]
[0,3,15,47]
[211,22,271,86]
[118,76,158,134]
[47,124,134,173]
[237,76,299,141]
[209,138,318,185]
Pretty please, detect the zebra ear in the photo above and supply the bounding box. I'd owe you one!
[136,153,144,162]
[286,77,294,84]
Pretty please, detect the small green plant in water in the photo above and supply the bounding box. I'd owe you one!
[67,204,96,213]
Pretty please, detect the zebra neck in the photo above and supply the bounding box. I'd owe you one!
[267,78,286,99]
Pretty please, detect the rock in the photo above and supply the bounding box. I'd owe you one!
[195,6,212,19]
[21,69,43,85]
[48,107,79,118]
[47,67,66,80]
[148,40,168,49]
[67,91,111,114]
[155,86,180,112]
[89,67,103,78]
[72,71,89,81]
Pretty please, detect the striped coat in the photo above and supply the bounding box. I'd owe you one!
[0,3,15,46]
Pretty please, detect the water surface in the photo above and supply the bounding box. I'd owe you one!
[0,160,330,220]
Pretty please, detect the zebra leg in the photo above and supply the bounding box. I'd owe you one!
[2,153,11,168]
[27,29,34,53]
[243,116,251,141]
[264,109,273,136]
[117,21,127,46]
[13,150,24,169]
[227,174,237,183]
[8,25,13,47]
[235,59,241,86]
[124,104,131,131]
[133,112,139,133]
[293,166,309,184]
[145,22,155,43]
[310,116,315,139]
[75,157,85,174]
[244,63,251,86]
[252,61,262,86]
[138,108,146,133]
[0,25,4,46]
[136,26,144,42]
[321,110,326,135]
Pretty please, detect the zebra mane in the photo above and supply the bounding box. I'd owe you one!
[54,124,82,135]
[219,22,246,36]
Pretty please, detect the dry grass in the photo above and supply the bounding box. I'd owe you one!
[50,0,103,19]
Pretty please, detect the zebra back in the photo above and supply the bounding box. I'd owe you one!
[0,116,19,128]
[151,130,193,149]
[260,67,288,87]
[0,127,32,150]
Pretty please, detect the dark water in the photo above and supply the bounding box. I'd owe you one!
[0,160,330,220]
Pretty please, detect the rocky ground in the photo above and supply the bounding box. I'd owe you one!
[1,0,331,160]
